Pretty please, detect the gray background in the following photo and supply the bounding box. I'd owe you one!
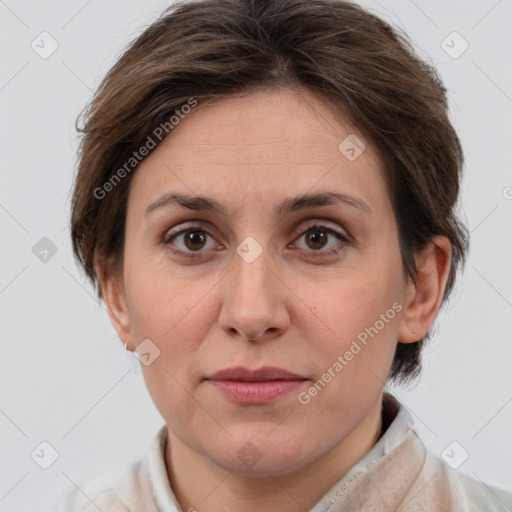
[0,0,511,510]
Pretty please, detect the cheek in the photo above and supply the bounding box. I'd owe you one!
[317,269,400,334]
[306,267,402,382]
[125,264,224,367]
[305,280,400,415]
[127,272,216,423]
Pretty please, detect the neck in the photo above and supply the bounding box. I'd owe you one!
[166,396,384,512]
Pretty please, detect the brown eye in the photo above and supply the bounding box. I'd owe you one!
[304,227,329,250]
[292,223,351,259]
[164,225,219,257]
[183,230,208,251]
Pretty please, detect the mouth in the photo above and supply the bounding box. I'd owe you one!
[206,366,306,382]
[205,366,308,404]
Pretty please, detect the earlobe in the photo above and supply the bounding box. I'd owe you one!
[397,236,452,344]
[94,252,132,346]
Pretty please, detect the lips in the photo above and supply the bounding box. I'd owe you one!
[205,366,308,404]
[206,366,306,382]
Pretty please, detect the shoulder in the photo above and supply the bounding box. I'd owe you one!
[418,446,512,511]
[454,470,512,512]
[50,457,156,512]
[381,396,512,511]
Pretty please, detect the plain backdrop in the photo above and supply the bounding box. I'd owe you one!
[0,0,511,510]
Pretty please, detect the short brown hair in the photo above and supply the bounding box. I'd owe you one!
[70,0,469,384]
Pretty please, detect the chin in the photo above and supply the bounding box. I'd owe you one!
[202,429,319,477]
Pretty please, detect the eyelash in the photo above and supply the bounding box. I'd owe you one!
[163,221,352,260]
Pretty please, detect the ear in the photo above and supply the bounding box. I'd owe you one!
[95,251,133,349]
[397,236,452,343]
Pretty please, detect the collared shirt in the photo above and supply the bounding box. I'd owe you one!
[51,394,512,511]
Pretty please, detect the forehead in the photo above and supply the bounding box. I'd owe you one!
[129,87,388,217]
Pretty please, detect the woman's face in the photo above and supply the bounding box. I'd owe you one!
[109,87,417,475]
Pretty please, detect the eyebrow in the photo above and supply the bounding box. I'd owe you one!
[144,190,372,218]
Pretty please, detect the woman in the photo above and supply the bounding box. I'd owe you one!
[53,0,512,510]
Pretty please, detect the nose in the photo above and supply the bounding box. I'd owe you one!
[217,244,290,343]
